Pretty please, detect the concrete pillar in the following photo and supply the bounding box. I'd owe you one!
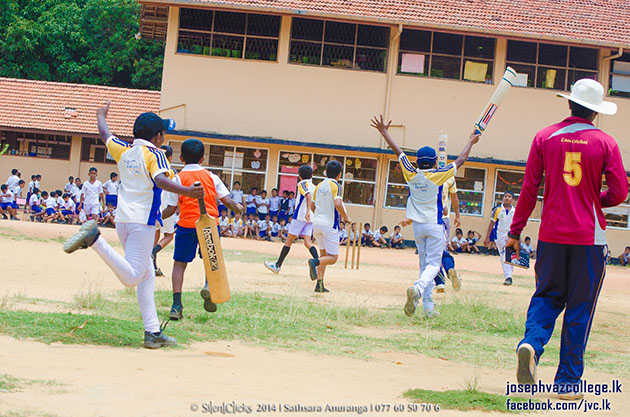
[68,135,82,178]
[278,16,291,65]
[494,38,508,85]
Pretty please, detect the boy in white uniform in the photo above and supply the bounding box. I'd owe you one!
[309,160,351,293]
[0,184,17,219]
[103,172,119,208]
[63,102,203,349]
[152,145,179,277]
[269,188,281,218]
[6,169,19,190]
[371,114,479,317]
[264,165,320,274]
[219,210,232,237]
[484,191,516,285]
[64,176,75,193]
[229,181,245,214]
[81,167,105,221]
[231,212,246,238]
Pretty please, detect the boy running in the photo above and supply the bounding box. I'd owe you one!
[371,114,479,317]
[63,102,203,349]
[264,165,319,274]
[484,191,515,285]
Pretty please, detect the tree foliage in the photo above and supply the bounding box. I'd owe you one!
[0,0,164,90]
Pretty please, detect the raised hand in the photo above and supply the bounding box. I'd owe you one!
[97,101,110,118]
[370,114,392,133]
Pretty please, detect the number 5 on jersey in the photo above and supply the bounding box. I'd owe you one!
[563,152,582,187]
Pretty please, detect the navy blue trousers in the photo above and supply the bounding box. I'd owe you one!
[434,251,455,285]
[518,241,607,385]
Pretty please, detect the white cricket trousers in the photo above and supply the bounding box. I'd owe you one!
[91,223,160,333]
[412,222,445,313]
[495,235,513,279]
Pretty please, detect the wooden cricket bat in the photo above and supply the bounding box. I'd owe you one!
[194,183,230,304]
[474,67,516,134]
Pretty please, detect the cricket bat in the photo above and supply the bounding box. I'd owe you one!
[194,182,231,304]
[474,66,516,134]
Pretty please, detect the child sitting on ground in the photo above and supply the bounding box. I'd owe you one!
[373,226,388,248]
[390,225,404,249]
[521,236,536,259]
[466,230,482,254]
[449,228,468,253]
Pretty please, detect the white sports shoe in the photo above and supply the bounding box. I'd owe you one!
[404,286,420,317]
[264,261,280,274]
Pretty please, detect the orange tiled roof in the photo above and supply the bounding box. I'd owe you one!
[146,0,630,47]
[0,78,161,138]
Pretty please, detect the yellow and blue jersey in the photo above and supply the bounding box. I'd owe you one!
[399,154,456,224]
[312,178,343,230]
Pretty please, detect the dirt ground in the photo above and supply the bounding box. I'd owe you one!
[0,221,628,417]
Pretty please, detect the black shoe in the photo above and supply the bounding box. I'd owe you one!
[308,258,319,281]
[143,331,177,349]
[63,220,100,253]
[200,284,217,313]
[169,304,183,321]
[504,277,513,286]
[314,280,329,293]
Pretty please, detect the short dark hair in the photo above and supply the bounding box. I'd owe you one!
[181,139,204,164]
[272,188,278,192]
[261,189,267,195]
[31,175,36,180]
[251,187,258,192]
[325,160,342,179]
[298,164,313,180]
[33,188,40,194]
[289,191,294,195]
[365,223,371,228]
[525,236,531,241]
[63,193,70,199]
[11,169,18,175]
[56,189,62,195]
[221,209,227,214]
[380,226,388,233]
[456,228,463,234]
[110,172,118,179]
[0,184,6,190]
[36,174,41,178]
[89,167,97,173]
[160,144,173,158]
[503,190,514,197]
[50,191,56,197]
[283,190,289,195]
[68,176,74,181]
[18,180,25,185]
[233,181,240,186]
[41,191,48,197]
[569,100,596,120]
[394,225,400,230]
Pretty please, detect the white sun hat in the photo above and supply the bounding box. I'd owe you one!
[557,79,617,115]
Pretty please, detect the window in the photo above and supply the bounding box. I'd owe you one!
[289,18,390,72]
[398,29,495,83]
[455,167,486,216]
[609,53,630,98]
[493,169,544,220]
[0,130,71,160]
[506,40,598,90]
[170,141,268,192]
[177,8,280,61]
[601,178,630,229]
[277,151,377,205]
[384,159,407,209]
[81,137,116,164]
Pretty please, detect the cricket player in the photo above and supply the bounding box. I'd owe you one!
[371,115,479,317]
[484,190,515,285]
[506,79,628,399]
[63,102,203,349]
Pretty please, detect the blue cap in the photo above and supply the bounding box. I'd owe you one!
[133,112,176,140]
[416,146,437,167]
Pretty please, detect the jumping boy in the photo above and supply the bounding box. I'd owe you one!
[264,165,319,275]
[371,114,479,317]
[164,138,242,321]
[152,145,178,277]
[64,102,203,349]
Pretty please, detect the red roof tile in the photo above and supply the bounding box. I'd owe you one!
[0,78,161,137]
[146,0,630,47]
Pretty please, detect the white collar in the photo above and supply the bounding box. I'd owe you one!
[132,138,157,148]
[181,164,204,172]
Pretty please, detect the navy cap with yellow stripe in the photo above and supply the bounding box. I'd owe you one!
[133,112,176,140]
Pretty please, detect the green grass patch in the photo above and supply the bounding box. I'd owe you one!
[0,374,21,392]
[403,388,534,413]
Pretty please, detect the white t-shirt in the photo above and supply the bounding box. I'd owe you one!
[62,199,75,211]
[232,218,244,230]
[159,174,180,211]
[271,222,281,233]
[6,175,19,190]
[256,196,270,214]
[82,180,103,205]
[451,236,467,248]
[293,180,315,222]
[269,196,281,211]
[339,229,348,239]
[522,242,534,253]
[245,194,257,208]
[312,178,343,230]
[29,194,40,206]
[288,198,296,215]
[57,196,64,207]
[391,232,402,241]
[103,180,119,195]
[45,196,58,209]
[28,181,36,193]
[492,205,516,237]
[71,184,81,199]
[1,190,13,204]
[374,231,383,240]
[258,220,269,231]
[219,216,230,228]
[230,189,244,205]
[64,182,74,193]
[362,229,374,238]
[11,185,22,200]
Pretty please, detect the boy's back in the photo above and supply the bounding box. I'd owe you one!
[177,165,228,227]
[313,178,342,229]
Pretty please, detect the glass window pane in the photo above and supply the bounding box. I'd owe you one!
[536,67,566,89]
[289,41,322,65]
[345,157,377,181]
[212,34,244,58]
[457,191,484,215]
[456,167,485,190]
[509,64,536,87]
[568,70,597,87]
[177,31,211,55]
[247,14,281,37]
[385,184,408,208]
[464,36,495,59]
[313,154,343,177]
[506,40,537,63]
[207,145,234,168]
[388,160,406,184]
[291,18,324,41]
[495,170,524,195]
[324,21,356,45]
[322,44,354,68]
[355,47,387,72]
[245,37,277,61]
[398,52,428,76]
[569,46,598,70]
[179,8,213,31]
[399,29,431,53]
[236,147,267,172]
[211,168,231,189]
[431,55,461,79]
[343,181,375,205]
[432,32,463,55]
[357,24,389,48]
[213,11,246,34]
[538,43,567,67]
[235,171,265,193]
[279,152,312,172]
[603,206,629,228]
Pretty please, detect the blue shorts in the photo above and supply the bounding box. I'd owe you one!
[61,210,73,216]
[258,211,268,220]
[271,231,278,237]
[259,230,268,238]
[246,207,256,216]
[454,247,463,253]
[105,195,118,207]
[174,225,220,263]
[31,205,42,214]
[270,210,279,218]
[0,202,12,210]
[45,208,56,216]
[279,210,289,222]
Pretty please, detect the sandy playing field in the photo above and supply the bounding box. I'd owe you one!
[0,221,628,417]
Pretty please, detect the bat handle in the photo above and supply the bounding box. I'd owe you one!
[193,181,207,215]
[473,127,482,135]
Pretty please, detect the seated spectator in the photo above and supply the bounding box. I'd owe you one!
[218,210,232,237]
[278,217,288,242]
[339,222,348,246]
[449,228,468,253]
[619,246,630,266]
[389,225,404,249]
[373,226,388,248]
[466,230,482,254]
[521,236,536,259]
[361,223,375,247]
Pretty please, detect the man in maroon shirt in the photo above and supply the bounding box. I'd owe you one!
[507,79,628,399]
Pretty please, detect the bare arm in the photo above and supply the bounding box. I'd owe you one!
[153,173,204,199]
[96,102,113,144]
[219,195,244,215]
[162,204,177,219]
[451,192,461,227]
[370,115,403,157]
[334,199,350,223]
[305,192,313,222]
[454,131,481,168]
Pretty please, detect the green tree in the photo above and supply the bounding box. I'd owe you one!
[0,0,164,90]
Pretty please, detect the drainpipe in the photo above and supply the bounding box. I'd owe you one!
[383,24,403,128]
[597,47,623,129]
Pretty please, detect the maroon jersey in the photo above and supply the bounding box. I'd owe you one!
[511,117,628,245]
